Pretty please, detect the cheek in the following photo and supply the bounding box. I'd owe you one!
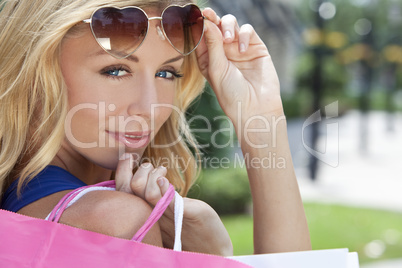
[65,105,101,144]
[153,83,177,125]
[152,105,174,132]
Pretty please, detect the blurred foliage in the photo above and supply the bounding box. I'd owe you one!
[296,53,349,95]
[186,84,237,160]
[222,203,402,264]
[187,168,252,215]
[297,0,402,45]
[294,0,402,112]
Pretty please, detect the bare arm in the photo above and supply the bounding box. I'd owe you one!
[239,115,311,253]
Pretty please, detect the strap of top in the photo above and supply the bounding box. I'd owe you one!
[1,166,87,213]
[47,181,183,250]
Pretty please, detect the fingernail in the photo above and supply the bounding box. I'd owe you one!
[224,31,232,40]
[141,162,152,168]
[157,177,166,187]
[151,166,166,174]
[119,153,131,161]
[240,43,246,53]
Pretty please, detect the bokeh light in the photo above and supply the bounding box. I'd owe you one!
[319,2,337,20]
[354,18,372,36]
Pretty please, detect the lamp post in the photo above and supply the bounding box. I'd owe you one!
[352,0,377,153]
[308,0,337,180]
[383,0,401,132]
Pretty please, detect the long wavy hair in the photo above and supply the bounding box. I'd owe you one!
[0,0,205,199]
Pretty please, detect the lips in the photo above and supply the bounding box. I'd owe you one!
[107,131,151,149]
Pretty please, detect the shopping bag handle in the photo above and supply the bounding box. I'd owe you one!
[48,181,184,251]
[48,181,116,223]
[131,185,184,251]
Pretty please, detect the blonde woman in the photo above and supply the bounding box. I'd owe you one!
[0,0,310,256]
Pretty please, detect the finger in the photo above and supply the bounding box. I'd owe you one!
[202,7,220,25]
[238,24,254,53]
[220,14,239,43]
[144,166,167,206]
[157,176,170,196]
[202,20,228,78]
[130,162,154,199]
[115,153,134,194]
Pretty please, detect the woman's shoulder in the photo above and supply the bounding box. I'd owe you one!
[21,189,163,247]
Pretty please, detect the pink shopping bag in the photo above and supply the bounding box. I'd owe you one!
[0,182,251,268]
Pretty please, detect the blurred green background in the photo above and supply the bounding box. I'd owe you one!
[188,168,402,264]
[188,0,402,266]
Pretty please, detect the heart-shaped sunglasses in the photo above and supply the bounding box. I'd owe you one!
[83,4,205,59]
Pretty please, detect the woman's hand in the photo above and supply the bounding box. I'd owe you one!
[196,8,283,125]
[114,156,233,256]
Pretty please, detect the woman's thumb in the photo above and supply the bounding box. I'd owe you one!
[115,153,134,194]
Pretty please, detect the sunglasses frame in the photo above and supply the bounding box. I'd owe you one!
[83,4,205,59]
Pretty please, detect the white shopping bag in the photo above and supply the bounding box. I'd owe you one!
[229,248,359,268]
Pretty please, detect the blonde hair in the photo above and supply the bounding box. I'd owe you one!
[0,0,205,199]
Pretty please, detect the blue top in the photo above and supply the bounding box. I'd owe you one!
[1,166,87,212]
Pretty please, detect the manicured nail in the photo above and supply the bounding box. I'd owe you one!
[240,43,246,53]
[141,162,152,168]
[224,31,232,40]
[119,153,131,161]
[151,166,165,174]
[157,177,166,187]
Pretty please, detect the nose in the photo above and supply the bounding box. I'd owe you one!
[127,72,158,119]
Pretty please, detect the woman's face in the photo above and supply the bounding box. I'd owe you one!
[60,13,184,170]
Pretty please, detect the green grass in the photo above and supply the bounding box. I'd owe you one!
[221,203,402,264]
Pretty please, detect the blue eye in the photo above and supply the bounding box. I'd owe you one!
[101,65,130,79]
[156,71,172,79]
[156,70,183,80]
[106,69,128,77]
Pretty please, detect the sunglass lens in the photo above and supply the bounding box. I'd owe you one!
[90,7,148,58]
[162,5,204,55]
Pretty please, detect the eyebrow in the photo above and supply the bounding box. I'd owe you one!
[90,50,139,62]
[163,55,184,65]
[90,50,184,65]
